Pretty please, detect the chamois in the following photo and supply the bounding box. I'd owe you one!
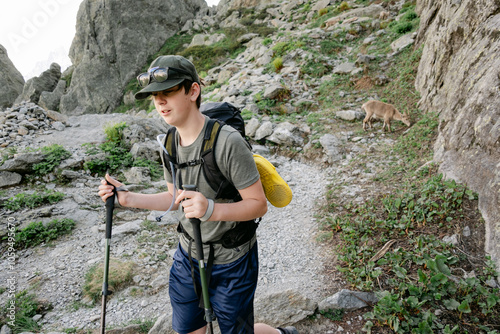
[362,100,411,132]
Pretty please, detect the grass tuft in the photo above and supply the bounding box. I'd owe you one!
[83,260,136,304]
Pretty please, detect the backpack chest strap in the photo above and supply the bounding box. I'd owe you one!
[176,158,204,169]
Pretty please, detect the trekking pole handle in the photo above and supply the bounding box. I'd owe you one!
[182,185,204,260]
[105,182,116,239]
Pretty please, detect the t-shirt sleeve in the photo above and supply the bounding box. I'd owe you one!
[217,128,260,190]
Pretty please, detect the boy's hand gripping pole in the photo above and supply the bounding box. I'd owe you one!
[101,183,115,334]
[183,185,215,334]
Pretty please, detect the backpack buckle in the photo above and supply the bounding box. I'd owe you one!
[187,158,204,167]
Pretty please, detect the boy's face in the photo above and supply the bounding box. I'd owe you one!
[152,83,197,126]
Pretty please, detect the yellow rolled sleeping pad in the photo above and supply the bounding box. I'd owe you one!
[253,154,293,208]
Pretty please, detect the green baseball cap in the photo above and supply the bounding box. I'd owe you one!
[135,55,200,100]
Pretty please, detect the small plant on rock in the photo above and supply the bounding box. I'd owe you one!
[33,144,71,176]
[2,189,65,211]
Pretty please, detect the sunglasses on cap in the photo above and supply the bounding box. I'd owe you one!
[136,66,194,88]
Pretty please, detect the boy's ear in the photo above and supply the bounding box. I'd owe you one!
[190,82,201,101]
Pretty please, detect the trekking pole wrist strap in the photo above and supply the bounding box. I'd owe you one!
[201,199,214,222]
[113,185,129,208]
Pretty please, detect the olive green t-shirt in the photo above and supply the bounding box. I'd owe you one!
[164,116,260,264]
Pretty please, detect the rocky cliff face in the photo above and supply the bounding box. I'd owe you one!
[60,0,208,115]
[0,45,25,108]
[415,0,500,269]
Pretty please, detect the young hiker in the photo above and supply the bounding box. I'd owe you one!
[98,55,297,334]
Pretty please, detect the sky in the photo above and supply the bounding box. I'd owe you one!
[0,0,220,81]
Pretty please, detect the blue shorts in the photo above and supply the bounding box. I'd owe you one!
[169,242,259,334]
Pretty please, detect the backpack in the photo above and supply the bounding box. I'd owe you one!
[162,102,249,201]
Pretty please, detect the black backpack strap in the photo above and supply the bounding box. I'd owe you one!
[162,127,178,175]
[163,120,240,200]
[201,119,240,200]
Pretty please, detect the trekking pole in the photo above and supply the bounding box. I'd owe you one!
[101,182,115,334]
[183,185,215,334]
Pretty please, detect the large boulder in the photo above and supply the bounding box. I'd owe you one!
[415,0,500,272]
[0,171,22,188]
[59,0,208,115]
[39,80,67,111]
[0,45,25,108]
[14,63,61,104]
[0,152,46,174]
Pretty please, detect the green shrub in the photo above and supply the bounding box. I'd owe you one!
[12,218,76,249]
[391,21,414,34]
[262,37,273,46]
[249,24,275,38]
[390,6,419,35]
[240,17,254,26]
[104,122,128,143]
[157,33,194,58]
[84,137,161,180]
[319,39,343,55]
[272,41,303,58]
[240,108,255,121]
[318,8,328,16]
[300,3,311,13]
[33,144,71,176]
[84,142,133,176]
[2,189,65,211]
[255,97,276,114]
[338,1,351,12]
[402,10,418,21]
[83,121,137,176]
[301,59,331,78]
[320,308,345,321]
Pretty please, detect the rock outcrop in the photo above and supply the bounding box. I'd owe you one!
[0,45,25,108]
[415,0,500,270]
[15,63,61,105]
[59,0,208,115]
